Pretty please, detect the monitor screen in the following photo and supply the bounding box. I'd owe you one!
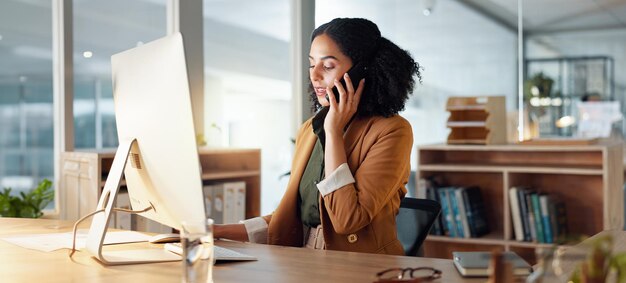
[110,32,205,230]
[85,33,207,265]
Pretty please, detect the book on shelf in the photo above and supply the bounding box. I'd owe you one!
[461,186,489,238]
[425,185,444,236]
[449,188,465,238]
[531,193,545,243]
[524,191,537,242]
[452,251,532,277]
[509,187,568,243]
[539,194,553,243]
[429,185,489,238]
[438,187,457,237]
[509,187,524,241]
[516,188,532,242]
[416,176,427,199]
[454,188,471,238]
[549,198,568,242]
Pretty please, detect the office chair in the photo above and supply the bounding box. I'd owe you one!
[396,197,442,257]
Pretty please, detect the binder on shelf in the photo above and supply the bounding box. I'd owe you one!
[231,181,246,223]
[115,191,132,230]
[132,214,171,234]
[205,181,247,224]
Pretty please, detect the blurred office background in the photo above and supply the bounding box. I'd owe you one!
[0,0,624,215]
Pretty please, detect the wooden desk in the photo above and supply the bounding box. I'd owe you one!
[0,218,483,283]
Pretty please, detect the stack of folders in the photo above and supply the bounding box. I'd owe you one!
[203,181,246,224]
[509,187,567,243]
[419,179,489,238]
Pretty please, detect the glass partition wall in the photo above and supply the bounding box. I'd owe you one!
[316,0,519,178]
[523,1,626,139]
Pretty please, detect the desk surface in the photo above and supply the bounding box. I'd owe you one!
[0,218,485,283]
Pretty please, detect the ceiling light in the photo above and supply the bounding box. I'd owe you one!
[0,34,3,41]
[422,0,436,16]
[83,51,93,58]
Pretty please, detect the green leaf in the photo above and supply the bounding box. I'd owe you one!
[0,179,54,218]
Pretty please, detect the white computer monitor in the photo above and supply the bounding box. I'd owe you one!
[85,32,206,265]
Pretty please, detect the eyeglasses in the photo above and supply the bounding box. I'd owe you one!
[374,267,442,283]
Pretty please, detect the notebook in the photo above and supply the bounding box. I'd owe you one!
[452,251,532,277]
[164,242,257,262]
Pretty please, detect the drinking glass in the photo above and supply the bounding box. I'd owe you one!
[181,219,214,283]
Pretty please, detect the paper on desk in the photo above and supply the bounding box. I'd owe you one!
[0,229,151,252]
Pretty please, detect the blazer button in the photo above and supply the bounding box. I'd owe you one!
[347,234,358,243]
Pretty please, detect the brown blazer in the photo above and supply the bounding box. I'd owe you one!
[262,114,413,255]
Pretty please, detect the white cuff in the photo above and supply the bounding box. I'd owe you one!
[316,163,355,197]
[240,217,268,244]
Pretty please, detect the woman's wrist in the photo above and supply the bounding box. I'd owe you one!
[324,126,343,137]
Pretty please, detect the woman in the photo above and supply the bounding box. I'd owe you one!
[214,17,421,255]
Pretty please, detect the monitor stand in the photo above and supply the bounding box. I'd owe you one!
[84,138,181,265]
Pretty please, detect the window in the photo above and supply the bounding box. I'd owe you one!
[203,0,292,214]
[73,0,167,149]
[0,1,54,204]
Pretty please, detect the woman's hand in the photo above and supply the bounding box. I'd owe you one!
[324,73,365,136]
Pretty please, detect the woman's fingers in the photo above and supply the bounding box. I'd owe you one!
[326,86,335,107]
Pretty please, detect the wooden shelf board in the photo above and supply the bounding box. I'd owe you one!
[426,232,505,245]
[419,142,616,152]
[418,164,603,175]
[446,121,487,127]
[100,171,261,187]
[506,240,562,249]
[202,170,260,180]
[447,139,487,145]
[447,105,487,111]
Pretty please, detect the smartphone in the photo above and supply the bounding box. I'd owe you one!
[327,61,368,103]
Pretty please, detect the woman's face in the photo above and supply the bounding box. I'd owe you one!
[309,34,353,107]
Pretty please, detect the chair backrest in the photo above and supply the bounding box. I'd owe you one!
[396,197,442,257]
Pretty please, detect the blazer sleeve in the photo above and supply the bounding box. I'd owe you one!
[321,117,413,234]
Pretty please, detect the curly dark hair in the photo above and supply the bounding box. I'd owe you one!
[309,18,422,118]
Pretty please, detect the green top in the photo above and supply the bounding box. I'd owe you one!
[298,108,328,228]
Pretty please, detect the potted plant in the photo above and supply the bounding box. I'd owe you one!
[0,179,54,218]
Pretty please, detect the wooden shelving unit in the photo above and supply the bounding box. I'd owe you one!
[446,96,506,145]
[60,147,261,221]
[417,142,623,264]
